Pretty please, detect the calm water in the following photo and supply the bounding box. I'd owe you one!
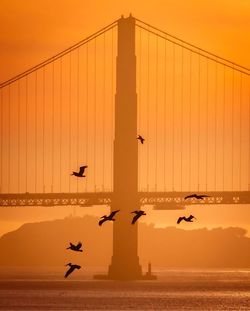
[0,269,250,310]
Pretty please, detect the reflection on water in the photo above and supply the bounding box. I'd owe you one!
[0,268,250,310]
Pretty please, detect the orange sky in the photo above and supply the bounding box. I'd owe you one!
[0,0,250,236]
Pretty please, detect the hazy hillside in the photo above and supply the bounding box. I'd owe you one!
[0,216,249,268]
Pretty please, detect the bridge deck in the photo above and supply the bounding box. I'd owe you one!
[0,191,249,208]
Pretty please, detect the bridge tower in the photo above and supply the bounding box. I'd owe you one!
[95,14,155,280]
[108,14,142,280]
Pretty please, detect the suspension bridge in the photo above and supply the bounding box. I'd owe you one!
[0,14,250,279]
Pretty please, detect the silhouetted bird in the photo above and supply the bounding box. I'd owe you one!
[137,135,145,144]
[71,166,87,177]
[66,242,83,252]
[177,215,196,224]
[131,210,146,224]
[184,193,210,200]
[99,210,120,226]
[64,263,81,278]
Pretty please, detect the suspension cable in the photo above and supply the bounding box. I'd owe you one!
[0,22,118,89]
[135,19,250,73]
[180,47,184,191]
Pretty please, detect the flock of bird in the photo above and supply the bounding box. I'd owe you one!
[64,135,210,278]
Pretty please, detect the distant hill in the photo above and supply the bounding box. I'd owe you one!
[0,216,249,268]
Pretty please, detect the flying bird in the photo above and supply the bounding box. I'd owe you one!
[137,135,145,144]
[64,263,81,278]
[184,193,210,200]
[66,242,83,252]
[99,210,120,226]
[71,166,88,177]
[131,210,146,224]
[177,215,196,224]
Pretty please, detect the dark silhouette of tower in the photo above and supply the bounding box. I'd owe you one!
[95,14,155,280]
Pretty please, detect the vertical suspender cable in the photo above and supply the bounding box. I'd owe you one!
[68,53,72,193]
[8,85,10,193]
[0,89,2,193]
[232,69,234,191]
[25,76,28,192]
[94,39,97,191]
[102,33,106,191]
[155,36,158,191]
[239,73,242,190]
[85,44,89,192]
[172,44,175,190]
[76,49,80,193]
[197,53,200,191]
[214,62,217,191]
[42,67,45,193]
[189,52,192,191]
[146,30,150,191]
[35,72,37,193]
[163,40,167,191]
[51,61,54,193]
[18,81,20,193]
[59,58,62,192]
[180,47,184,191]
[111,29,114,191]
[222,65,225,191]
[249,77,250,190]
[138,28,141,191]
[206,58,208,191]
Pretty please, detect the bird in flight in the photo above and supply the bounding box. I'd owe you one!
[131,210,146,224]
[137,135,145,144]
[64,263,81,278]
[71,166,88,177]
[66,242,83,252]
[184,193,210,200]
[177,215,196,224]
[99,210,120,226]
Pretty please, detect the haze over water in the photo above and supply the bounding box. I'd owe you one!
[0,268,249,310]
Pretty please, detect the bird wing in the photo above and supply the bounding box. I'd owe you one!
[99,218,106,226]
[76,242,82,250]
[79,166,87,175]
[64,266,74,278]
[131,214,141,224]
[109,210,120,218]
[188,215,195,221]
[184,194,195,200]
[177,217,184,224]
